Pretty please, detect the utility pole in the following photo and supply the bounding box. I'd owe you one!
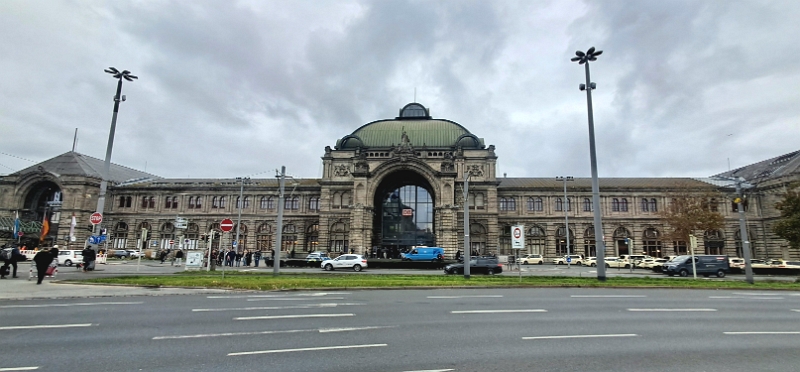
[274,166,286,275]
[463,171,471,279]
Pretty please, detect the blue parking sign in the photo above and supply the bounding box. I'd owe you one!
[566,256,572,263]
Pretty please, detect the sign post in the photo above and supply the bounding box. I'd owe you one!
[219,219,233,278]
[511,225,525,281]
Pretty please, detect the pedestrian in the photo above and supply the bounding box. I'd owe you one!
[1,245,25,279]
[33,248,53,284]
[226,249,235,267]
[290,249,295,259]
[159,249,168,264]
[254,250,262,267]
[270,249,276,267]
[245,250,253,266]
[235,251,242,267]
[81,246,96,272]
[217,250,224,266]
[455,250,461,262]
[174,249,184,266]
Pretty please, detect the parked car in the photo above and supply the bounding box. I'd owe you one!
[582,257,597,267]
[111,249,130,259]
[321,254,367,272]
[662,255,730,277]
[444,257,503,275]
[126,250,142,258]
[517,254,544,265]
[619,255,650,267]
[728,257,745,269]
[57,250,83,266]
[605,257,630,268]
[305,251,330,263]
[552,255,583,265]
[401,247,445,262]
[637,258,658,269]
[648,258,668,272]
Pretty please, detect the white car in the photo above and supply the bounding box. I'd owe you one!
[57,250,83,266]
[516,254,544,265]
[605,257,630,269]
[582,257,597,267]
[321,254,368,272]
[126,250,142,258]
[552,255,583,265]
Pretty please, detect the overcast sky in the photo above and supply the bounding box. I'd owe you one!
[1,0,798,181]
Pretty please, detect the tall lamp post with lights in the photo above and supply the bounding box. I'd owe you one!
[556,176,574,268]
[94,67,137,240]
[234,177,250,254]
[571,47,607,281]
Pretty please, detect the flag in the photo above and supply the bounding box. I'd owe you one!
[13,211,20,237]
[69,212,77,242]
[40,216,49,242]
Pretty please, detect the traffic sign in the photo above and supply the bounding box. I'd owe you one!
[90,212,103,225]
[511,225,525,249]
[17,231,23,237]
[169,239,175,246]
[220,218,234,232]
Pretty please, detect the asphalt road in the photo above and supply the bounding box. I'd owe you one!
[3,287,800,371]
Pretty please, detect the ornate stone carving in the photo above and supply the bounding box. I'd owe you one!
[467,164,484,177]
[334,164,350,177]
[354,160,369,174]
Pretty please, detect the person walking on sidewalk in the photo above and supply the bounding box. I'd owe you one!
[81,246,96,272]
[235,251,243,267]
[33,248,54,284]
[254,250,262,267]
[226,249,235,267]
[1,245,26,279]
[173,249,184,266]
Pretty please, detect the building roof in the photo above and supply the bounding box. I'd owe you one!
[497,177,717,190]
[8,152,160,184]
[712,150,800,184]
[335,103,485,150]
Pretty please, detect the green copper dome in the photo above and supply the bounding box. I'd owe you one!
[336,103,484,150]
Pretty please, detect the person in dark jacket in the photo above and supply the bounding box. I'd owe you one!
[1,245,26,279]
[81,247,96,272]
[253,250,262,267]
[33,248,54,284]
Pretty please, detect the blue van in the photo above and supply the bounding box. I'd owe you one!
[401,247,445,262]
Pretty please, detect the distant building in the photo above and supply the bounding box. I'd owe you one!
[1,103,797,260]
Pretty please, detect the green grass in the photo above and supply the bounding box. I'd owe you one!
[72,272,800,291]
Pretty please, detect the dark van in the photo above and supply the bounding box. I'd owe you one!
[662,255,730,278]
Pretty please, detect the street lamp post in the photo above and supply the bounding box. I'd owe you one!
[234,177,250,254]
[571,47,607,281]
[94,67,137,242]
[463,171,472,279]
[274,166,286,276]
[556,176,574,268]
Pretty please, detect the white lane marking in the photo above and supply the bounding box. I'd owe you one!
[0,301,143,309]
[319,326,395,333]
[192,303,363,312]
[208,292,349,299]
[0,323,93,331]
[153,325,393,340]
[732,292,783,296]
[709,296,784,300]
[725,331,800,335]
[235,313,354,321]
[523,334,638,340]
[571,295,647,298]
[0,368,39,371]
[451,309,547,314]
[229,343,387,356]
[247,297,346,302]
[628,308,717,312]
[427,295,503,299]
[403,369,454,372]
[790,309,800,312]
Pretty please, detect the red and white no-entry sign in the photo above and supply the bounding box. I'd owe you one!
[90,212,103,225]
[220,218,234,232]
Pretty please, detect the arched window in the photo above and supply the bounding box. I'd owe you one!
[469,223,487,255]
[330,221,349,253]
[148,197,155,209]
[112,221,129,249]
[555,226,575,256]
[268,196,275,210]
[188,196,195,209]
[499,197,516,211]
[118,196,125,208]
[165,197,172,209]
[612,198,620,212]
[219,196,226,208]
[649,198,657,212]
[285,196,299,210]
[703,229,724,255]
[641,198,649,212]
[260,196,269,209]
[583,227,597,257]
[583,198,592,212]
[620,198,628,212]
[141,196,148,208]
[555,197,563,212]
[212,196,219,208]
[642,227,664,256]
[528,225,545,255]
[527,197,543,212]
[309,197,320,211]
[256,223,272,252]
[305,224,319,252]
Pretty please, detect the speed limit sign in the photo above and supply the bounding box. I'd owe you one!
[511,225,525,249]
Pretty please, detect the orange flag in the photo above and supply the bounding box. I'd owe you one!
[40,217,50,242]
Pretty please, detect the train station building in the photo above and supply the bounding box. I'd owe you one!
[1,103,797,260]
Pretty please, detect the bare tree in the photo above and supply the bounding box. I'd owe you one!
[659,182,725,245]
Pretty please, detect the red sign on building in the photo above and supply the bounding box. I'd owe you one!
[402,209,413,217]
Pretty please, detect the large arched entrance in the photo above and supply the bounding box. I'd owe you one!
[372,170,435,258]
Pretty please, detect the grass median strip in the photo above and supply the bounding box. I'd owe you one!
[68,272,800,291]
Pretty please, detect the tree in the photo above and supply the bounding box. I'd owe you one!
[773,183,800,250]
[659,183,725,245]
